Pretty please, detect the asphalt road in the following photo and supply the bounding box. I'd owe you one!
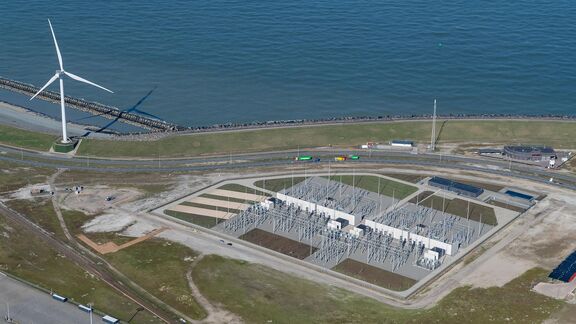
[1,144,575,192]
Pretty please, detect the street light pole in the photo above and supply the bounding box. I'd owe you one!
[89,303,93,324]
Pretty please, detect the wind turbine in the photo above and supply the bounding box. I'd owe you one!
[30,19,113,144]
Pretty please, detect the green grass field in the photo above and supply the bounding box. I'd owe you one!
[254,177,307,192]
[0,124,56,151]
[410,192,498,226]
[5,198,67,240]
[75,120,576,158]
[165,210,224,228]
[1,119,576,157]
[327,175,418,199]
[180,201,242,214]
[104,239,207,320]
[192,255,562,324]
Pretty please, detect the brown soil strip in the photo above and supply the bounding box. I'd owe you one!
[78,227,167,254]
[239,228,316,260]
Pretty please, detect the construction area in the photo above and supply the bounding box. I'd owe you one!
[158,173,532,292]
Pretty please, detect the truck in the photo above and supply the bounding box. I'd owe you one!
[51,293,68,302]
[334,156,347,161]
[102,315,120,324]
[294,156,313,161]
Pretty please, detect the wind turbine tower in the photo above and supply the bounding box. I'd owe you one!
[430,99,437,151]
[30,19,113,144]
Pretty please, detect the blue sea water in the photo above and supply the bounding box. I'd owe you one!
[0,0,575,127]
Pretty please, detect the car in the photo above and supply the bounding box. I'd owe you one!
[227,242,233,246]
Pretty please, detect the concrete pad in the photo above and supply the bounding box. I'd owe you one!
[169,205,235,219]
[190,197,252,211]
[210,189,267,202]
[463,252,537,288]
[533,280,576,300]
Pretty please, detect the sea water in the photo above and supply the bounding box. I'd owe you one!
[1,0,574,126]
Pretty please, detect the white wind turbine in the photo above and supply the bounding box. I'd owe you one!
[30,19,113,143]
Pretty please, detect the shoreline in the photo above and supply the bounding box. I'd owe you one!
[3,98,576,142]
[0,101,114,138]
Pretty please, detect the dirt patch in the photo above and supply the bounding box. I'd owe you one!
[60,186,142,215]
[7,183,50,200]
[332,259,417,291]
[507,199,576,269]
[487,200,527,213]
[239,229,317,260]
[78,227,167,254]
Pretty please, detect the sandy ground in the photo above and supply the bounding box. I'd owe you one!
[6,183,50,200]
[189,197,251,210]
[78,228,166,254]
[59,186,142,215]
[82,212,136,233]
[209,189,267,202]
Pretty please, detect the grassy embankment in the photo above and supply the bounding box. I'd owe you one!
[0,124,56,151]
[75,120,576,158]
[2,119,576,157]
[193,255,563,324]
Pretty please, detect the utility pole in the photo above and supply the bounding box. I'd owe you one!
[431,99,437,151]
[5,303,12,322]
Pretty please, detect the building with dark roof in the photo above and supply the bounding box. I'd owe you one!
[549,251,576,282]
[503,145,556,161]
[428,177,484,198]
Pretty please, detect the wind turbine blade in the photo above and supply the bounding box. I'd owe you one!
[48,19,64,70]
[63,71,114,93]
[30,73,59,100]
